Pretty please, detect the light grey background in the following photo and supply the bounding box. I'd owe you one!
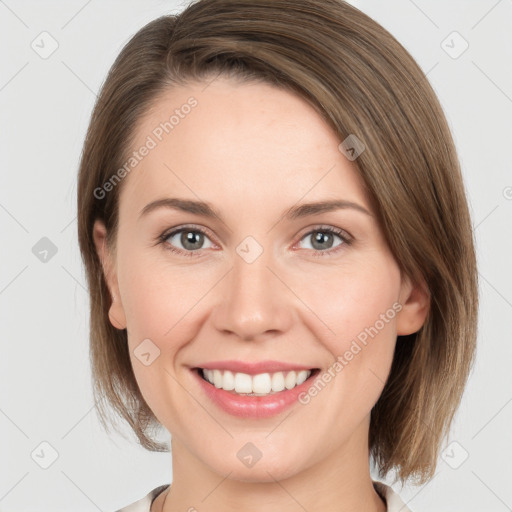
[1,1,511,511]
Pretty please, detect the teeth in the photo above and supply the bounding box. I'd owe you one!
[235,372,252,393]
[201,369,312,395]
[271,371,285,392]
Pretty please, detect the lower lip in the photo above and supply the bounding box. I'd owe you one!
[192,369,319,418]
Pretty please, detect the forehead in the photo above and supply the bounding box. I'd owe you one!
[118,77,371,218]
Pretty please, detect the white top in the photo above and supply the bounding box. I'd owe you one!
[115,481,411,511]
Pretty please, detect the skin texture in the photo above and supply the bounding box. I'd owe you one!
[93,77,429,512]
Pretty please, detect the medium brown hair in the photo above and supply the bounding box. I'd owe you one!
[77,0,478,485]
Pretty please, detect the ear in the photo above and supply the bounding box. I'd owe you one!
[92,219,127,330]
[396,273,430,336]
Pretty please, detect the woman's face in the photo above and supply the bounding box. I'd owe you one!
[94,77,428,482]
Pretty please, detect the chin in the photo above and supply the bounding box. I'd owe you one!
[205,446,310,483]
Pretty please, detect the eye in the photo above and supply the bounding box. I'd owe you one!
[296,226,352,256]
[157,224,352,258]
[158,225,214,256]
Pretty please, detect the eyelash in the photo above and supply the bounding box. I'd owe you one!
[156,224,353,258]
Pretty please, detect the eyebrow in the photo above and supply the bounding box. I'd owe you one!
[138,197,372,222]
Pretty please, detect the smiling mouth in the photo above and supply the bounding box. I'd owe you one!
[195,368,320,396]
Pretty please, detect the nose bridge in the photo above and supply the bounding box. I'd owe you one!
[232,242,272,301]
[212,236,293,340]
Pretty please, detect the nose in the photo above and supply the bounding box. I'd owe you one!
[211,246,295,341]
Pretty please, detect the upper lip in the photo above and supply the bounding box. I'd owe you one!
[195,360,317,375]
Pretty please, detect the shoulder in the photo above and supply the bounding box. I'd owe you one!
[114,484,170,512]
[373,480,413,512]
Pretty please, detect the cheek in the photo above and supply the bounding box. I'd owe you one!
[117,245,208,344]
[303,257,401,338]
[297,257,401,388]
[116,251,217,413]
[291,263,401,424]
[118,250,194,422]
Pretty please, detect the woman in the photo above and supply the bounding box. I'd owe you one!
[77,0,478,510]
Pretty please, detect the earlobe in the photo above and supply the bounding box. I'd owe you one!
[396,274,430,336]
[92,219,127,330]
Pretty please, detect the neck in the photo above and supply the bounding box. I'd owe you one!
[161,417,386,512]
